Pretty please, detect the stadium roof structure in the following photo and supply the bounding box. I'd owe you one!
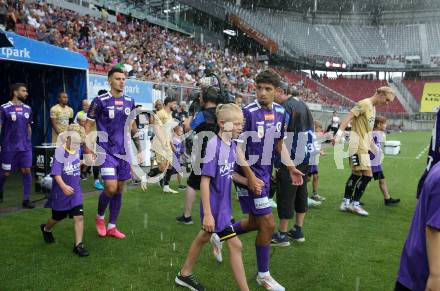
[238,0,440,13]
[105,0,182,19]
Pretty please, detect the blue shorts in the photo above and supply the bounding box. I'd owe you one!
[100,154,131,181]
[236,184,272,216]
[1,150,32,172]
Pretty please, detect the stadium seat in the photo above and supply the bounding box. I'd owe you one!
[320,79,406,113]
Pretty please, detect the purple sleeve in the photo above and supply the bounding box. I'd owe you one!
[0,107,5,126]
[426,181,440,230]
[244,109,251,132]
[434,111,440,152]
[29,108,33,125]
[51,155,63,177]
[87,98,100,120]
[201,140,218,178]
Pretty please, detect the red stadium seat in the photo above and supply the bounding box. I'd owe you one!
[320,79,406,113]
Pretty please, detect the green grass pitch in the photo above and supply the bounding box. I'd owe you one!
[0,131,431,290]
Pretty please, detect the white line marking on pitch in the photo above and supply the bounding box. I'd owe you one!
[416,145,430,160]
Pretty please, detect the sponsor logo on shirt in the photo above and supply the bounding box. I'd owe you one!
[115,100,124,106]
[264,114,274,121]
[15,107,23,112]
[64,162,80,176]
[219,161,235,177]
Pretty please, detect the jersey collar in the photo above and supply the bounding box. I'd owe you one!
[255,99,273,111]
[63,146,77,155]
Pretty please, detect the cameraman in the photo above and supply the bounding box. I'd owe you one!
[176,86,220,225]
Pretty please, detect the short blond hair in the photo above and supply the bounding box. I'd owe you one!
[65,123,85,143]
[376,86,395,98]
[216,103,243,122]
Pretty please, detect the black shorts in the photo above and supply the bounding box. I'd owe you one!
[216,225,237,242]
[187,171,201,190]
[52,205,84,221]
[276,164,309,219]
[373,171,385,181]
[394,281,411,291]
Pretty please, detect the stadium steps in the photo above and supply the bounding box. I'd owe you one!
[388,81,418,113]
[418,24,431,64]
[327,25,355,64]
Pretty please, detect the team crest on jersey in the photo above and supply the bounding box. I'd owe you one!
[24,112,29,119]
[257,125,264,138]
[276,122,282,132]
[124,108,131,115]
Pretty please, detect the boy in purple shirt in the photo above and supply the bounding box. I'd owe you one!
[395,161,440,291]
[85,67,143,239]
[171,125,186,189]
[176,104,250,291]
[232,70,304,291]
[0,83,34,208]
[369,116,400,205]
[417,108,440,198]
[40,124,89,257]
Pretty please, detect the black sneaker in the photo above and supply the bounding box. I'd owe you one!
[80,172,88,180]
[0,191,3,203]
[73,242,89,257]
[271,232,290,247]
[176,215,194,225]
[178,184,187,190]
[287,225,305,242]
[40,224,55,243]
[385,197,401,206]
[159,178,165,188]
[22,200,35,209]
[175,272,205,291]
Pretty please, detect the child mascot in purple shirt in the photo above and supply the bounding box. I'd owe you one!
[40,124,89,257]
[176,103,250,291]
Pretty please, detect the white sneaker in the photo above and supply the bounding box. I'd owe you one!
[163,185,178,194]
[340,198,351,212]
[210,233,223,263]
[269,198,277,208]
[308,197,322,207]
[256,275,285,291]
[349,202,369,216]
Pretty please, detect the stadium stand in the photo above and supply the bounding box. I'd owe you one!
[2,0,424,113]
[403,79,440,102]
[320,78,407,113]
